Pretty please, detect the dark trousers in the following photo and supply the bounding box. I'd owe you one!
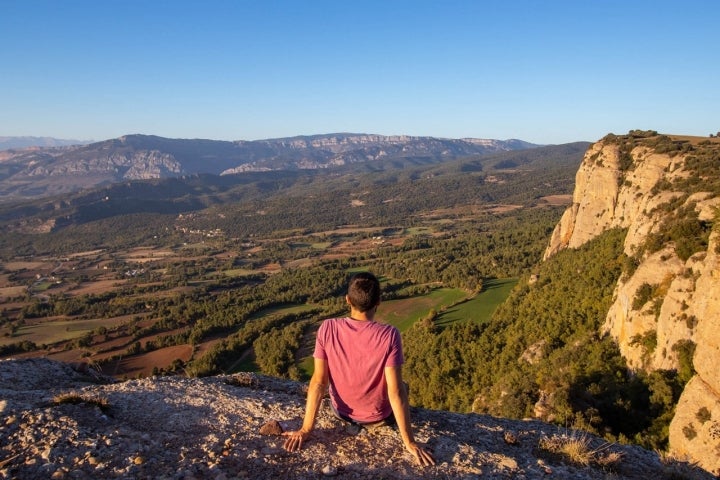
[330,402,397,429]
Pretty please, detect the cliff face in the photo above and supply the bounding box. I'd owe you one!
[544,132,720,474]
[0,358,709,480]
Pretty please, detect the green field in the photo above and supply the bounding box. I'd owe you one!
[248,303,319,320]
[405,227,433,235]
[2,317,129,347]
[222,268,261,277]
[381,287,469,332]
[435,278,518,327]
[32,281,57,292]
[288,241,332,250]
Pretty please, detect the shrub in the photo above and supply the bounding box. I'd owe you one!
[628,130,658,138]
[696,407,711,424]
[538,432,622,469]
[682,424,697,440]
[631,331,658,362]
[621,254,640,278]
[632,283,655,311]
[53,392,110,413]
[0,340,37,356]
[672,340,696,383]
[619,151,635,172]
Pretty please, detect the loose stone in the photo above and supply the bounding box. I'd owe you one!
[321,464,338,476]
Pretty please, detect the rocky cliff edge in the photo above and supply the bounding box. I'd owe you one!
[0,358,709,480]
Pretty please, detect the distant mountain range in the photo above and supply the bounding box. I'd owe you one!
[0,136,90,150]
[0,133,539,201]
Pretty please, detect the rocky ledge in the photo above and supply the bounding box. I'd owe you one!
[0,358,712,479]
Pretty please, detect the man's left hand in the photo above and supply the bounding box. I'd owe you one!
[282,430,310,452]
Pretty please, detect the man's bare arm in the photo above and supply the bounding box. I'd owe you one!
[385,365,435,466]
[282,358,328,452]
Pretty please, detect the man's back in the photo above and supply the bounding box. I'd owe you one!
[314,317,403,423]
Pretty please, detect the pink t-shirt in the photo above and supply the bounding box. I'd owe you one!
[313,317,404,423]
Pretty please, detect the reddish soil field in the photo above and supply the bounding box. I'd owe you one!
[100,345,193,378]
[66,279,127,296]
[0,286,26,299]
[193,337,226,360]
[537,194,572,206]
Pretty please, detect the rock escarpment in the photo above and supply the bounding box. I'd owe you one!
[544,131,720,474]
[0,358,709,480]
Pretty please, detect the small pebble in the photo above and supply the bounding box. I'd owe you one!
[321,464,337,476]
[503,430,519,445]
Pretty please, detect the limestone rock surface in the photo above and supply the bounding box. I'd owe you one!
[1,358,707,480]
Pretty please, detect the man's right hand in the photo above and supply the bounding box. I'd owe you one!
[406,442,435,466]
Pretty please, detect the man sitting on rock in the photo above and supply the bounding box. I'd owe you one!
[282,271,435,467]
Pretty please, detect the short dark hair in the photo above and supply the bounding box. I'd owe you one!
[347,272,381,312]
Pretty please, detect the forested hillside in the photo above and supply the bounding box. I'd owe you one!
[402,228,683,450]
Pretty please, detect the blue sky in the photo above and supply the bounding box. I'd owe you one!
[1,0,718,144]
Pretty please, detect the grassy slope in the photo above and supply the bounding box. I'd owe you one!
[435,278,518,328]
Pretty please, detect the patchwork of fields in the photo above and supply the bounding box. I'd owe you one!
[1,217,524,379]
